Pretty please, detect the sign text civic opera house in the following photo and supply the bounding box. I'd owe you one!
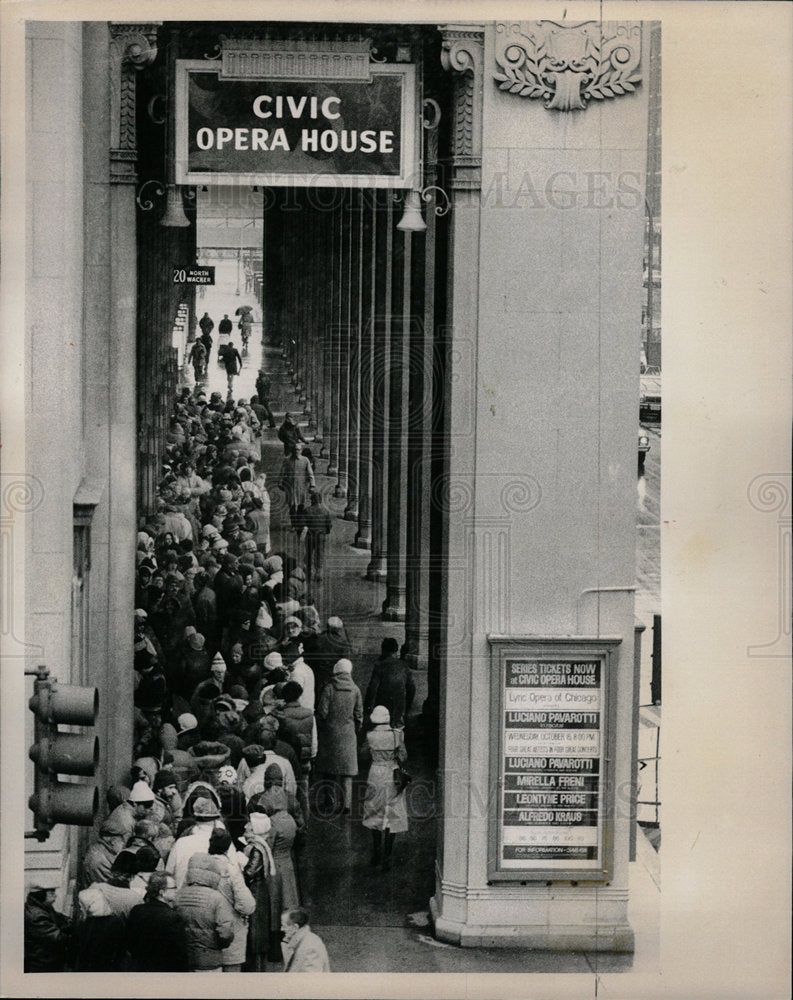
[176,58,416,188]
[488,638,620,882]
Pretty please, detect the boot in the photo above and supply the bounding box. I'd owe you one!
[381,831,395,871]
[370,830,383,867]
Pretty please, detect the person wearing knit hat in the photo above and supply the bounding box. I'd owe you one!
[361,705,409,871]
[263,650,283,675]
[129,780,156,804]
[152,768,183,828]
[315,659,362,815]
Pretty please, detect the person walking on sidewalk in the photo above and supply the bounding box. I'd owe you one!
[303,490,332,581]
[277,412,309,456]
[199,311,214,341]
[217,314,233,358]
[187,338,207,380]
[364,637,416,730]
[361,705,409,871]
[221,340,243,398]
[279,445,315,541]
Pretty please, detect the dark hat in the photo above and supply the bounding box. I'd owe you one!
[242,744,266,767]
[134,845,160,873]
[152,768,177,793]
[110,849,139,876]
[280,681,303,703]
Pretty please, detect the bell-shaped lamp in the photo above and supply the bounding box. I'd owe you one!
[160,184,190,227]
[396,189,426,232]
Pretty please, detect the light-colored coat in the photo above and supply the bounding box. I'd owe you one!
[316,674,363,775]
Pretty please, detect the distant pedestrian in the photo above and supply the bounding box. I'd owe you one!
[221,341,243,397]
[281,907,330,972]
[303,490,332,581]
[199,311,214,340]
[218,313,233,340]
[277,412,308,456]
[187,339,207,379]
[280,445,315,539]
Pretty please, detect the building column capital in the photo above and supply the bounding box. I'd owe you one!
[438,24,484,191]
[109,22,160,184]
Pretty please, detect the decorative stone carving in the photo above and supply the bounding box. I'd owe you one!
[494,21,642,112]
[221,38,373,81]
[109,23,160,183]
[438,24,484,191]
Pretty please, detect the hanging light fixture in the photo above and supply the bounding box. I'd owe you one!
[396,189,427,232]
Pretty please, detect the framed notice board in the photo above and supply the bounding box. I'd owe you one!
[487,636,621,883]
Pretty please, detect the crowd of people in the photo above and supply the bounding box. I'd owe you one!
[24,359,418,974]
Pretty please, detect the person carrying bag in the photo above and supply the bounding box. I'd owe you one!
[361,706,410,871]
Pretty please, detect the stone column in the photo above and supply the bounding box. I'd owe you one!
[430,19,485,942]
[382,220,411,621]
[354,193,376,548]
[334,191,351,499]
[366,191,393,579]
[344,191,363,520]
[326,200,342,476]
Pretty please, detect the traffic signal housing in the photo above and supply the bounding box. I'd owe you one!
[28,666,99,840]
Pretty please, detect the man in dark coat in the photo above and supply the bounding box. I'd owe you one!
[303,616,353,697]
[277,412,308,456]
[303,490,332,581]
[221,340,243,396]
[24,886,73,972]
[364,636,416,729]
[126,872,190,971]
[218,313,233,338]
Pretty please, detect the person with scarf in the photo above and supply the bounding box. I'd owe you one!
[242,812,277,972]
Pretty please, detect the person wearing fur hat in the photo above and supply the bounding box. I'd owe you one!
[361,706,409,871]
[166,795,238,889]
[316,659,363,814]
[239,738,297,802]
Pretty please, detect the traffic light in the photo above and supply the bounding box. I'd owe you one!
[27,665,99,840]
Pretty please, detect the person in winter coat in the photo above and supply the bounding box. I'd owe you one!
[279,444,315,535]
[266,788,300,924]
[80,812,129,889]
[316,659,363,814]
[241,812,276,971]
[303,616,353,698]
[221,341,243,395]
[72,884,128,972]
[166,795,238,887]
[81,850,146,918]
[361,705,409,871]
[24,886,73,972]
[277,412,308,456]
[364,636,416,730]
[281,907,330,972]
[303,490,332,581]
[174,853,235,971]
[239,738,297,801]
[275,681,316,819]
[125,872,190,972]
[207,828,256,972]
[247,762,305,834]
[245,493,271,553]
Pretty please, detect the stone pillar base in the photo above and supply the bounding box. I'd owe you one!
[366,560,387,580]
[353,530,371,549]
[429,894,634,952]
[333,485,347,499]
[343,502,359,521]
[382,599,406,621]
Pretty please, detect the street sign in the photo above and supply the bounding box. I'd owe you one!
[173,265,215,285]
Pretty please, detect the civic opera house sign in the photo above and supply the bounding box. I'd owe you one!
[175,39,417,188]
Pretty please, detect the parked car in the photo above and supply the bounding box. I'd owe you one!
[640,366,662,422]
[638,428,650,471]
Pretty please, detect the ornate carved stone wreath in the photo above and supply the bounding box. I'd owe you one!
[494,20,642,112]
